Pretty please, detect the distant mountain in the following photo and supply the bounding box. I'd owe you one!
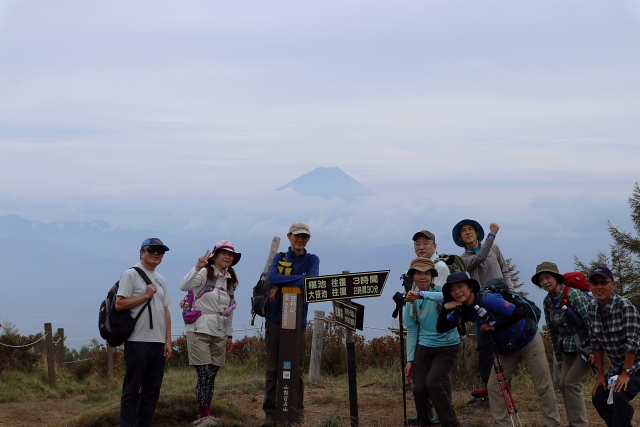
[275,167,375,201]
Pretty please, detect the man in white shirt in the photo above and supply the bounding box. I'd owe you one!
[116,238,173,427]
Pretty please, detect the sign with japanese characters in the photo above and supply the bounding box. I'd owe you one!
[281,293,298,330]
[333,300,364,331]
[304,270,389,303]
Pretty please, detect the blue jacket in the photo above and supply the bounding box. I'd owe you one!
[438,292,535,355]
[405,285,460,362]
[266,247,320,326]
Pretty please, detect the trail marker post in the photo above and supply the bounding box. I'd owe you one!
[305,270,389,427]
[276,286,304,426]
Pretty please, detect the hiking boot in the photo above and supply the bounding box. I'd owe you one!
[431,416,441,425]
[465,396,489,407]
[470,387,488,398]
[406,417,420,426]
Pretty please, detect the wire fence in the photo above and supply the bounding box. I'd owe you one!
[0,333,49,348]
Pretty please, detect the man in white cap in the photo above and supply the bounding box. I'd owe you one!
[262,222,320,427]
[116,238,173,427]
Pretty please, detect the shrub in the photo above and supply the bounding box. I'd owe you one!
[170,334,190,367]
[0,326,45,373]
[357,335,401,371]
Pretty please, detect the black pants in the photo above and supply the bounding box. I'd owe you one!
[592,370,640,427]
[121,341,166,427]
[413,344,460,427]
[476,327,494,385]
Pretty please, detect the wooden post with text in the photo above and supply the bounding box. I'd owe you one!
[305,270,389,427]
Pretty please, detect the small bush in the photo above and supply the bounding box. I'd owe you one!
[170,334,190,367]
[227,335,268,370]
[0,327,45,373]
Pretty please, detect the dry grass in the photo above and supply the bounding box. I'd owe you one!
[2,336,640,427]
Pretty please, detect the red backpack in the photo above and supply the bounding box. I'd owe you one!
[563,272,590,292]
[545,271,591,309]
[544,272,592,331]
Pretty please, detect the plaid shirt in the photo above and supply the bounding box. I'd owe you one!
[543,285,590,361]
[588,293,640,376]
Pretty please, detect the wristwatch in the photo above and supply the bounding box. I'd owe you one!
[624,367,636,376]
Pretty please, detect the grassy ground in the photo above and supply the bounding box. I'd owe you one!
[1,334,639,427]
[2,360,639,427]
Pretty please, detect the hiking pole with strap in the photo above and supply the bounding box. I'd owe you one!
[392,291,408,426]
[485,331,523,427]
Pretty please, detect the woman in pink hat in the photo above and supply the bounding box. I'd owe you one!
[179,240,241,419]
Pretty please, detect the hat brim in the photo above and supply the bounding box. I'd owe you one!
[143,244,170,252]
[531,271,564,287]
[211,250,242,266]
[442,278,480,302]
[408,267,438,278]
[452,219,485,248]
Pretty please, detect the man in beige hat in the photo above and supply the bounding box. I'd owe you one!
[262,222,320,427]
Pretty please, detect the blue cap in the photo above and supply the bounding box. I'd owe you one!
[141,237,170,251]
[452,219,485,248]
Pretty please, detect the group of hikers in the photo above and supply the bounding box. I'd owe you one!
[111,219,639,427]
[399,220,640,427]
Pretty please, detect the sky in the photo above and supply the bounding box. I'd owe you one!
[1,1,640,347]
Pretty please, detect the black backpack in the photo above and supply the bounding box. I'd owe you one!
[99,267,154,347]
[436,254,467,274]
[250,252,286,326]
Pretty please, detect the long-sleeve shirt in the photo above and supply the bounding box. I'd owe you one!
[543,285,591,361]
[180,266,235,337]
[461,235,512,288]
[588,293,640,376]
[437,292,533,355]
[266,247,320,326]
[405,284,459,362]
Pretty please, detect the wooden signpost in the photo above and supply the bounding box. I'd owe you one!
[304,270,389,302]
[274,268,389,427]
[276,286,304,426]
[332,299,364,331]
[306,270,389,427]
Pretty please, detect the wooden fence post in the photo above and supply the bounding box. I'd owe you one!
[308,310,325,385]
[44,323,56,386]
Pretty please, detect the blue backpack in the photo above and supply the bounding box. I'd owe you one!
[475,278,541,355]
[477,278,542,325]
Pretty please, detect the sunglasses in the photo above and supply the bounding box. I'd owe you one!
[590,279,612,286]
[145,248,166,255]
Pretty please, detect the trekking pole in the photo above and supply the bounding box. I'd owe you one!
[392,292,408,426]
[485,332,523,427]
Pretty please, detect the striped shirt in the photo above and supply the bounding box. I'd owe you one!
[588,293,640,376]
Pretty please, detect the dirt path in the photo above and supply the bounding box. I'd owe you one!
[0,384,492,427]
[0,398,84,427]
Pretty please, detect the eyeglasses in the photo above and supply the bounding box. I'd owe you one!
[145,248,166,255]
[590,279,612,286]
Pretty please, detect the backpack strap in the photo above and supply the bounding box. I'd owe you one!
[561,285,571,307]
[131,267,154,330]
